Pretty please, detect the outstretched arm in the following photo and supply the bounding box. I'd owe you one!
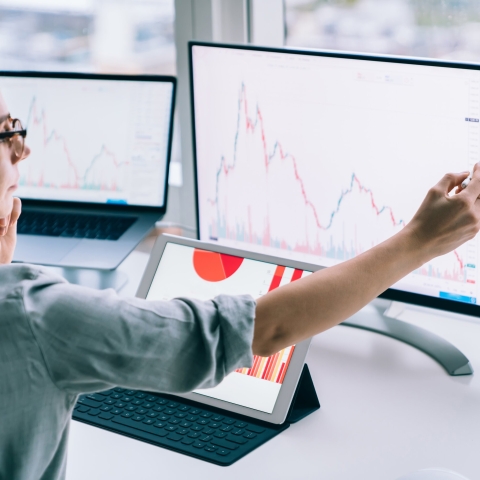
[253,167,480,357]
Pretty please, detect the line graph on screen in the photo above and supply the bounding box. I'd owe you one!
[204,83,468,283]
[18,96,128,193]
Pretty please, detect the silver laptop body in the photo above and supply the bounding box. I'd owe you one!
[0,71,176,270]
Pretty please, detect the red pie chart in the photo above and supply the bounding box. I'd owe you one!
[193,249,244,282]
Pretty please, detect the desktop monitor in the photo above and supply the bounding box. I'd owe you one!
[189,42,480,325]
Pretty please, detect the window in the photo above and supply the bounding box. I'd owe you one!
[285,0,480,62]
[0,0,175,74]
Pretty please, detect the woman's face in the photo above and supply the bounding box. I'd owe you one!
[0,93,30,218]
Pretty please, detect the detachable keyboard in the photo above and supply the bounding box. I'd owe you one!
[73,388,288,466]
[18,211,136,240]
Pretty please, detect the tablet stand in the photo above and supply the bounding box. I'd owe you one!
[286,364,320,424]
[341,299,473,376]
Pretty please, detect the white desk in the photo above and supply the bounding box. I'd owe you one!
[66,239,480,480]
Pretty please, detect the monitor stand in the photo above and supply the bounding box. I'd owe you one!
[342,299,473,376]
[42,266,128,292]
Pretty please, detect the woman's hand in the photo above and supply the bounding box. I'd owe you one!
[403,165,480,264]
[0,197,21,264]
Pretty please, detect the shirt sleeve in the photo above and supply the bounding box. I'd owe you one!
[22,268,255,395]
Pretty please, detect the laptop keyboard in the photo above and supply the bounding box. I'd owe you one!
[18,211,136,240]
[73,388,286,466]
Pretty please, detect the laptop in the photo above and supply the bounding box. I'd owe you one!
[73,234,321,465]
[0,71,176,270]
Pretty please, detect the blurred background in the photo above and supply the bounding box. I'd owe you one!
[285,0,480,62]
[0,0,176,74]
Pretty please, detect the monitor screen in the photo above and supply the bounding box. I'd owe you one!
[191,44,480,311]
[0,74,175,208]
[145,242,311,414]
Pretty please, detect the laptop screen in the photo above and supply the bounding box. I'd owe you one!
[0,74,174,208]
[145,242,312,414]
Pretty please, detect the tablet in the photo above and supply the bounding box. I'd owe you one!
[136,234,323,424]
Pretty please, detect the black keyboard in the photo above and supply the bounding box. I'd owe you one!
[73,388,288,466]
[18,211,136,240]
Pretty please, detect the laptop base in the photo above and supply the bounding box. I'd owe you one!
[43,266,128,292]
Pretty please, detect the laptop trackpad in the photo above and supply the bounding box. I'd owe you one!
[13,236,81,264]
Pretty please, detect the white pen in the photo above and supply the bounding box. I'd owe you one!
[461,172,473,189]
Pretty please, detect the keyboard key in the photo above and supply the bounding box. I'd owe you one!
[87,409,100,416]
[220,426,233,432]
[231,429,244,436]
[188,432,201,439]
[178,406,190,412]
[111,393,123,400]
[197,419,209,425]
[114,402,126,409]
[111,409,123,415]
[169,419,181,425]
[143,403,155,409]
[146,396,157,402]
[244,432,257,439]
[167,433,182,442]
[226,435,247,445]
[158,415,169,422]
[112,416,168,437]
[165,426,177,432]
[212,415,224,422]
[136,408,147,415]
[96,391,112,397]
[210,438,239,450]
[167,402,178,408]
[164,409,176,415]
[121,396,133,403]
[216,449,230,456]
[143,419,155,425]
[235,422,248,428]
[154,422,166,429]
[181,438,194,445]
[222,419,235,425]
[77,398,102,409]
[246,425,266,434]
[147,412,158,418]
[191,425,203,432]
[100,406,112,412]
[175,412,187,418]
[209,422,222,429]
[132,400,144,406]
[192,441,206,449]
[214,432,227,438]
[186,416,198,422]
[199,435,212,442]
[153,406,165,413]
[76,406,90,413]
[121,412,134,418]
[103,399,116,405]
[132,415,144,422]
[204,446,217,452]
[156,399,168,405]
[99,413,114,420]
[125,406,136,412]
[135,393,147,399]
[125,390,136,396]
[177,428,189,435]
[179,421,192,428]
[114,388,125,393]
[200,412,212,418]
[86,394,105,402]
[190,409,202,415]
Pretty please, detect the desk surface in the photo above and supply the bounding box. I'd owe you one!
[65,237,480,480]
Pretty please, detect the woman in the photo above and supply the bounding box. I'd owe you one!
[1,91,480,480]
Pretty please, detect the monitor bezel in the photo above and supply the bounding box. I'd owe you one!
[0,70,177,215]
[189,40,480,318]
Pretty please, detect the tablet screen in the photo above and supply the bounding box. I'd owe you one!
[145,242,312,414]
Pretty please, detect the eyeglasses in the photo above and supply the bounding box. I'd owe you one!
[0,117,27,158]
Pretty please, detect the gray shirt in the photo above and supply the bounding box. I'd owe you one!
[0,264,255,480]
